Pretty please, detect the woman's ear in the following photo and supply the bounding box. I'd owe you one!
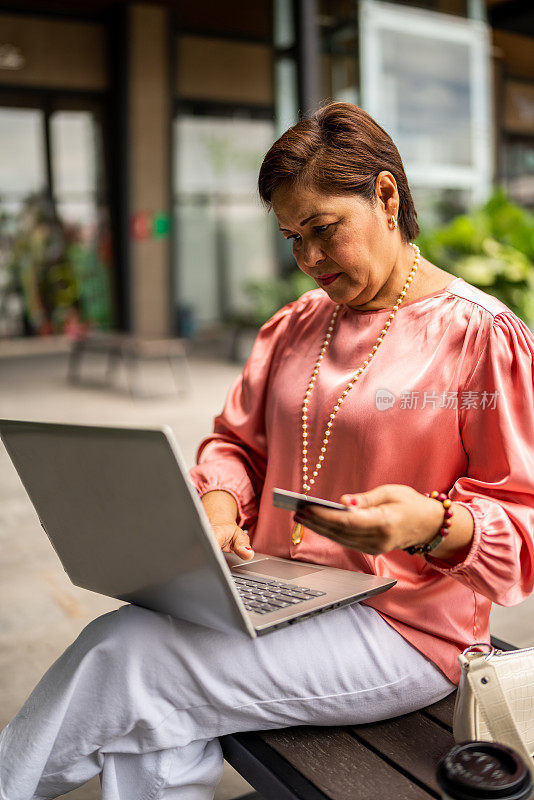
[374,171,398,214]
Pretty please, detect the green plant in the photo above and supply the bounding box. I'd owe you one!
[416,187,534,326]
[235,187,534,329]
[233,270,316,327]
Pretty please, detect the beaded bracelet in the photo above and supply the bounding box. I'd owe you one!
[403,491,454,555]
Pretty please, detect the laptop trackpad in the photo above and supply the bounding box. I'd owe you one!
[232,559,323,580]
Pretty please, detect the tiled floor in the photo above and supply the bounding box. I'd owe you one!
[1,350,532,799]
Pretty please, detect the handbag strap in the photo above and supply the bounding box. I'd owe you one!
[465,659,534,777]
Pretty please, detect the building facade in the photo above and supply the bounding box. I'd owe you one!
[0,0,532,338]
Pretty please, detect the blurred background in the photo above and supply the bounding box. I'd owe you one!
[0,1,533,798]
[0,0,533,343]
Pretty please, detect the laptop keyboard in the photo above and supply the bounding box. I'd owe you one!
[232,575,326,615]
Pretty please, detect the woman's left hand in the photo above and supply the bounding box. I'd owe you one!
[293,484,444,555]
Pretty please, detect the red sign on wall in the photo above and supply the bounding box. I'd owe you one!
[130,211,151,240]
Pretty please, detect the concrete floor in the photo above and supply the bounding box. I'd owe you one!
[1,348,533,799]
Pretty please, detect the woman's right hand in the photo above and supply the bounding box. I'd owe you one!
[210,522,255,560]
[201,490,255,560]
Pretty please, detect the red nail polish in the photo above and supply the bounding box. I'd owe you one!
[244,546,253,551]
[350,498,358,506]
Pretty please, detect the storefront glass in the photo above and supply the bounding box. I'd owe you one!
[173,114,277,331]
[503,139,534,210]
[50,110,113,335]
[0,100,114,338]
[320,0,360,105]
[0,107,46,336]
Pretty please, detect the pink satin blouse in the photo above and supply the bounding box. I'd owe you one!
[189,278,534,684]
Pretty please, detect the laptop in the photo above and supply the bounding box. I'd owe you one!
[0,420,396,638]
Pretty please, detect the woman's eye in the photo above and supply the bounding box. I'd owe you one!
[314,224,336,236]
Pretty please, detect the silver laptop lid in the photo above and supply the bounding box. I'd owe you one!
[0,420,255,637]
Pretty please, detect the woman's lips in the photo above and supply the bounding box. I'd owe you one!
[318,272,342,286]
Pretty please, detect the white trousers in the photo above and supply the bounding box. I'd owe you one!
[0,601,455,800]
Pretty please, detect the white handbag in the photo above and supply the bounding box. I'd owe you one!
[453,643,534,780]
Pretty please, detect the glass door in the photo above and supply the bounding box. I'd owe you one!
[0,105,47,336]
[503,138,534,210]
[49,107,114,334]
[0,95,114,337]
[173,113,278,331]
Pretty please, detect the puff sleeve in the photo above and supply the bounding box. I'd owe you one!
[188,300,298,530]
[425,311,534,605]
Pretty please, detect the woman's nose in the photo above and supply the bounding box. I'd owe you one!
[299,242,326,269]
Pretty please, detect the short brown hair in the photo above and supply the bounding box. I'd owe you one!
[258,102,420,243]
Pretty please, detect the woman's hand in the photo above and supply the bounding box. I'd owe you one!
[293,484,444,555]
[201,489,255,560]
[210,521,255,560]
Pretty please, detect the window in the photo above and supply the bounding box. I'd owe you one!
[359,0,492,218]
[173,113,277,329]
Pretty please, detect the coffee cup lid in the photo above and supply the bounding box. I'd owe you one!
[437,741,533,799]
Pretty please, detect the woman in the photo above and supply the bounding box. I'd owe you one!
[1,102,533,800]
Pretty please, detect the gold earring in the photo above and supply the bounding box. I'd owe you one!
[390,215,398,230]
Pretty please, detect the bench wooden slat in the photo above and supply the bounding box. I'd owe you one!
[259,725,436,799]
[349,708,455,795]
[220,732,332,800]
[421,692,456,730]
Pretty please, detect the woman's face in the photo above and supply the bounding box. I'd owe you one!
[271,176,408,311]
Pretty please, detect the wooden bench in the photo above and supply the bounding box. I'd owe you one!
[219,635,516,800]
[67,333,191,398]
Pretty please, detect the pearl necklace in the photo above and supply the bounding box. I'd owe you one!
[291,242,421,545]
